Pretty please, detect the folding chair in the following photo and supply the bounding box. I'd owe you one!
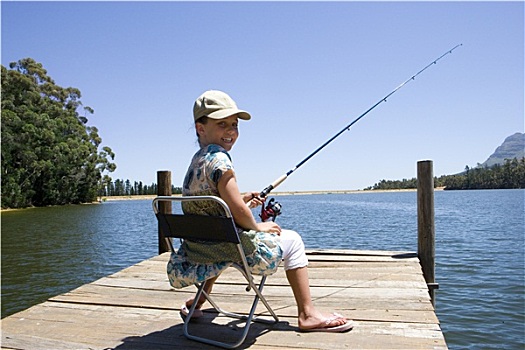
[152,195,279,349]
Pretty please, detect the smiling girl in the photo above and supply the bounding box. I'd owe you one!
[179,90,353,332]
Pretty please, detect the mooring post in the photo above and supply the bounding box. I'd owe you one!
[157,170,172,254]
[417,160,438,307]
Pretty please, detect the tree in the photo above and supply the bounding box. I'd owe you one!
[97,146,117,200]
[364,158,525,191]
[442,158,525,190]
[1,58,116,208]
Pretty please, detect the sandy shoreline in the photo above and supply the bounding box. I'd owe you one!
[101,190,367,201]
[102,187,445,202]
[1,188,445,211]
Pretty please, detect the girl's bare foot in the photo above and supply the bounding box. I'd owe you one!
[181,296,206,319]
[185,295,206,310]
[298,311,353,332]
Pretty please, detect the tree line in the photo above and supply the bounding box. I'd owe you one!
[2,58,116,208]
[100,180,182,197]
[365,157,525,191]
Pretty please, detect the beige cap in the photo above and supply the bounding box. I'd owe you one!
[193,90,251,122]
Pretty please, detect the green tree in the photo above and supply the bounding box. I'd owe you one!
[442,158,525,190]
[365,158,525,191]
[1,58,116,208]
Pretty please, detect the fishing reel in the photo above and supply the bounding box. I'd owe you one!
[260,197,282,222]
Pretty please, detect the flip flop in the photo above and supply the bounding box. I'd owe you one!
[300,313,354,333]
[180,304,204,319]
[300,320,354,333]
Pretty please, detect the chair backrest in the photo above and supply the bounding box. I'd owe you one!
[152,196,241,248]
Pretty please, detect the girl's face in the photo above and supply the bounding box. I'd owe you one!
[196,114,239,151]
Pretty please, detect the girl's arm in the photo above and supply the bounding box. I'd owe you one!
[218,170,281,234]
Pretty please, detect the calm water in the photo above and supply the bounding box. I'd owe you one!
[2,190,524,349]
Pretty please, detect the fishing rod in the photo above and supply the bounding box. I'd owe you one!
[259,44,462,199]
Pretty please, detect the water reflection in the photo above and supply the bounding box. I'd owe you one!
[1,201,158,318]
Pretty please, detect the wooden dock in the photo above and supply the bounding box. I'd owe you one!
[1,249,447,349]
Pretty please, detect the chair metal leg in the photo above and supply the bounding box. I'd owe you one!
[183,274,279,349]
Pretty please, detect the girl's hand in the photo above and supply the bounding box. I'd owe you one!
[243,192,265,209]
[256,221,281,235]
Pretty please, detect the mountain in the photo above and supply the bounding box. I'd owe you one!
[481,132,525,167]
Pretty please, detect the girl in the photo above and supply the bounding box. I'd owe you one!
[179,90,353,333]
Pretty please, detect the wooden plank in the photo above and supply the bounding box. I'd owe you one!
[95,275,428,290]
[2,302,444,350]
[1,250,447,350]
[306,249,417,257]
[48,283,431,315]
[102,266,425,285]
[104,257,425,279]
[307,256,420,263]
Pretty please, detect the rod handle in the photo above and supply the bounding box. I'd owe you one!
[260,174,287,197]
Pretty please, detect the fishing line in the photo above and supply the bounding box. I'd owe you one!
[259,44,463,198]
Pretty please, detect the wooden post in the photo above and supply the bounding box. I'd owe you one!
[157,170,172,254]
[417,160,438,307]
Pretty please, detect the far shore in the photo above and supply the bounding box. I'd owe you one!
[101,187,445,202]
[1,188,446,211]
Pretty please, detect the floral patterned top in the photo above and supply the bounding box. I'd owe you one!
[166,144,282,289]
[182,144,234,216]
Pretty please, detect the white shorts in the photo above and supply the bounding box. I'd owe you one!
[278,229,309,271]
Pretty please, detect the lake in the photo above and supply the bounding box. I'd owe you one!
[2,189,524,349]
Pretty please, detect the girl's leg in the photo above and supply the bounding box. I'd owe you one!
[285,266,347,330]
[185,275,219,309]
[280,230,349,330]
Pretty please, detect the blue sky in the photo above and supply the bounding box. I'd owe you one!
[2,1,523,192]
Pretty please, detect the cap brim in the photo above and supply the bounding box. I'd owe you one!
[207,108,251,121]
